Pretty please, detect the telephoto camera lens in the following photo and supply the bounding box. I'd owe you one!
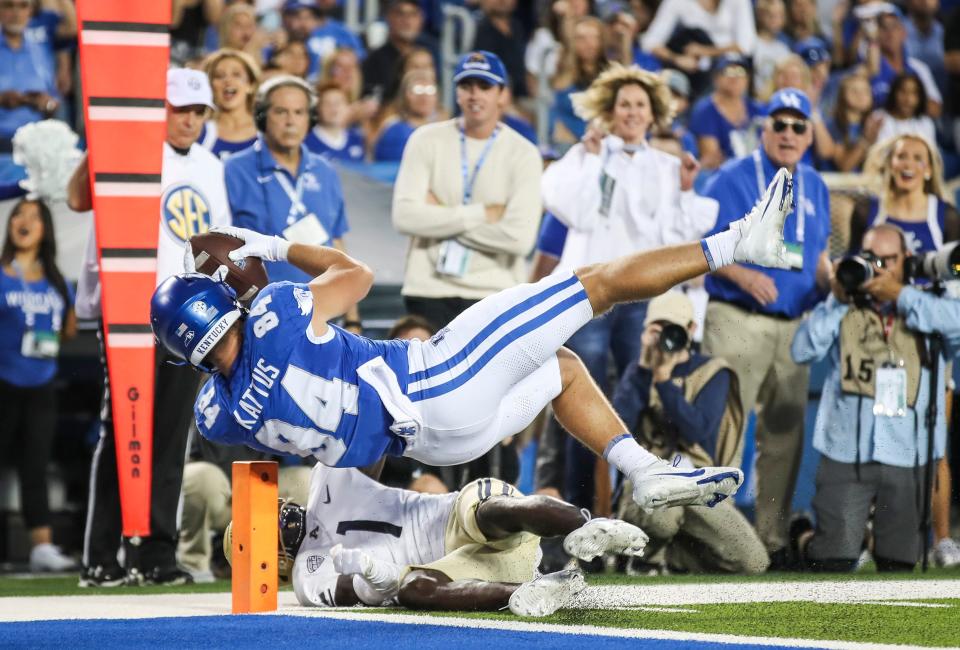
[658,323,689,352]
[910,241,960,282]
[835,255,878,293]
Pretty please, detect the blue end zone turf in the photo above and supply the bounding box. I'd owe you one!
[0,615,827,649]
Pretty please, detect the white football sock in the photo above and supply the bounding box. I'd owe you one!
[700,228,740,272]
[603,434,659,477]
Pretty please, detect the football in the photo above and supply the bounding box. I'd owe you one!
[189,232,269,305]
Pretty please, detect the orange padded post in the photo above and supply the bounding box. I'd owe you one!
[232,461,279,614]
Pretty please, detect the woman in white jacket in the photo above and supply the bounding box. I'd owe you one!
[540,64,718,516]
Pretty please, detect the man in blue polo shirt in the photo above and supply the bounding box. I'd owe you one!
[224,74,361,332]
[0,0,59,142]
[700,88,831,568]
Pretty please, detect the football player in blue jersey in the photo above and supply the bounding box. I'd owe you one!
[151,168,795,511]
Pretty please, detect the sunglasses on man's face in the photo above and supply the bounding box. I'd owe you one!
[771,116,808,135]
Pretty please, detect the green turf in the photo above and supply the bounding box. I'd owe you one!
[419,599,960,647]
[3,571,960,647]
[1,567,958,597]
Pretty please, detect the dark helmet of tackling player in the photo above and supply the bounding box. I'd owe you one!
[223,499,307,583]
[150,273,243,372]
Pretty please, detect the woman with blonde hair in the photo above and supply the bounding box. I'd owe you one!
[540,63,716,516]
[848,132,960,569]
[200,48,261,160]
[849,133,959,253]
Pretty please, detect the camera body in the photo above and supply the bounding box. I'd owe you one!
[658,323,690,352]
[836,241,960,295]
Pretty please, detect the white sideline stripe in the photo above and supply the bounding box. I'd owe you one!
[94,182,162,197]
[107,333,154,348]
[101,258,157,272]
[0,592,946,650]
[81,31,169,47]
[88,106,166,122]
[283,609,951,650]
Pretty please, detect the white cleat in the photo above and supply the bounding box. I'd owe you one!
[631,459,743,511]
[733,167,793,269]
[508,569,587,617]
[29,543,77,573]
[562,518,649,561]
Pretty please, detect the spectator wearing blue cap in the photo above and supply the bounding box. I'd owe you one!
[796,40,831,107]
[864,6,942,118]
[767,52,836,169]
[391,50,542,484]
[689,55,764,170]
[700,87,831,567]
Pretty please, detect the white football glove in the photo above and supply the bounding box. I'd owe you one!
[330,543,400,604]
[209,225,291,263]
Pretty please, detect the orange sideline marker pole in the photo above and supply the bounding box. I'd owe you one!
[231,461,278,613]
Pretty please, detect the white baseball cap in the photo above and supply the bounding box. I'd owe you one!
[167,68,215,109]
[644,291,695,328]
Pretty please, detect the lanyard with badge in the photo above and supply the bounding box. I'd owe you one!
[274,168,331,246]
[598,143,619,219]
[873,312,908,418]
[753,150,804,270]
[436,122,501,277]
[13,261,60,359]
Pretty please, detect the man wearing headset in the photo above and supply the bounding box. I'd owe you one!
[224,74,361,333]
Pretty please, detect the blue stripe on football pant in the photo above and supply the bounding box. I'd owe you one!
[407,273,581,384]
[408,288,589,402]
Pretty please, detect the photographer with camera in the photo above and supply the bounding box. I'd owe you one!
[790,224,960,572]
[613,292,769,574]
[847,133,960,567]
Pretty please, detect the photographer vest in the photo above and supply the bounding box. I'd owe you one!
[838,308,922,408]
[637,358,743,468]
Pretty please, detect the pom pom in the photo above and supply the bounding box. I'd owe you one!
[12,119,83,204]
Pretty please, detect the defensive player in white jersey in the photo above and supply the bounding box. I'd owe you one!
[151,167,795,513]
[226,462,649,616]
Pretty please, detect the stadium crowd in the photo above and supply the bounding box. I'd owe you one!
[1,0,960,591]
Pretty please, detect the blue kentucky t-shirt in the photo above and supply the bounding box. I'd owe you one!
[0,270,71,387]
